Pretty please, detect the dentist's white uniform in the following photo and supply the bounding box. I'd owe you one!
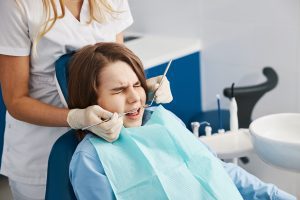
[0,0,133,198]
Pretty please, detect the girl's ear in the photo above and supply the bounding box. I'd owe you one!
[93,79,99,96]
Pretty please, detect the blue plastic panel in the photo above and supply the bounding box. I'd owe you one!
[145,52,201,127]
[0,87,6,167]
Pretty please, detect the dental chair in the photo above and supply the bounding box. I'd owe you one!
[47,50,279,199]
[46,52,194,199]
[45,129,78,200]
[0,87,6,181]
[46,53,187,199]
[45,53,78,200]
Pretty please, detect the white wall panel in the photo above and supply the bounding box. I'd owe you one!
[128,0,300,118]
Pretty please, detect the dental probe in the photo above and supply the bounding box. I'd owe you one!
[145,59,173,108]
[81,110,136,130]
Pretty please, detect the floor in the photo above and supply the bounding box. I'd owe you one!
[0,175,12,200]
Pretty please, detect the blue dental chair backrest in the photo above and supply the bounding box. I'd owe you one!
[45,129,78,200]
[45,52,78,200]
[0,86,6,169]
[54,52,74,101]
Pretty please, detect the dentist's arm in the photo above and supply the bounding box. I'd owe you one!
[0,55,70,126]
[116,32,124,43]
[0,55,122,142]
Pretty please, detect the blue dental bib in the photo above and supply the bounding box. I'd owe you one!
[89,106,242,200]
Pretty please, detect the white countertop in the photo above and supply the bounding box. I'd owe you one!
[125,35,201,70]
[199,129,254,159]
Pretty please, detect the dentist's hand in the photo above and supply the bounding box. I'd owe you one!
[67,105,123,142]
[146,75,173,104]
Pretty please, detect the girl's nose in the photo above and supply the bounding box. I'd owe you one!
[127,87,140,104]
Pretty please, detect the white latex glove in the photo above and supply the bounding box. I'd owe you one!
[146,75,173,104]
[67,105,123,142]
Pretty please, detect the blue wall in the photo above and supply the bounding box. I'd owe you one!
[145,52,202,128]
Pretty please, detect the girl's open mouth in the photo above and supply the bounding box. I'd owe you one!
[125,108,141,119]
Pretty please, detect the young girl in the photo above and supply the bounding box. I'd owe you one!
[68,42,296,200]
[0,0,171,198]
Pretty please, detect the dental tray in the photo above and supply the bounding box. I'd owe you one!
[199,129,253,159]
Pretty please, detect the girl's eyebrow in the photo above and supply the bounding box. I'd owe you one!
[110,81,140,91]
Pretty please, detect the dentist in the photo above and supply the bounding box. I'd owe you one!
[0,0,172,199]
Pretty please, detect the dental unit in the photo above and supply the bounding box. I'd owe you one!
[216,94,225,133]
[191,121,211,137]
[229,83,239,132]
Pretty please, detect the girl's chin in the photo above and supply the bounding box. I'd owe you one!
[123,120,143,128]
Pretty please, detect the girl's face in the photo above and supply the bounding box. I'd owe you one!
[96,61,146,128]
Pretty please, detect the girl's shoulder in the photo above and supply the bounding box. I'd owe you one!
[73,133,98,157]
[70,133,106,174]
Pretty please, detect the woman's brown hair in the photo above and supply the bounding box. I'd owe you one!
[68,42,148,110]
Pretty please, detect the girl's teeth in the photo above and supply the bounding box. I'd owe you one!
[127,111,137,116]
[126,108,139,116]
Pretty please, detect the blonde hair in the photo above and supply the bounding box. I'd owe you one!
[32,0,119,52]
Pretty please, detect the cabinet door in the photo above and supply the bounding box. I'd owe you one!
[145,52,202,127]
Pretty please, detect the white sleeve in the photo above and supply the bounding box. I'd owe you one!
[0,0,31,56]
[110,0,134,34]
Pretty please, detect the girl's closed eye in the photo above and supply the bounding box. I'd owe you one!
[134,81,141,87]
[113,90,123,94]
[111,87,125,94]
